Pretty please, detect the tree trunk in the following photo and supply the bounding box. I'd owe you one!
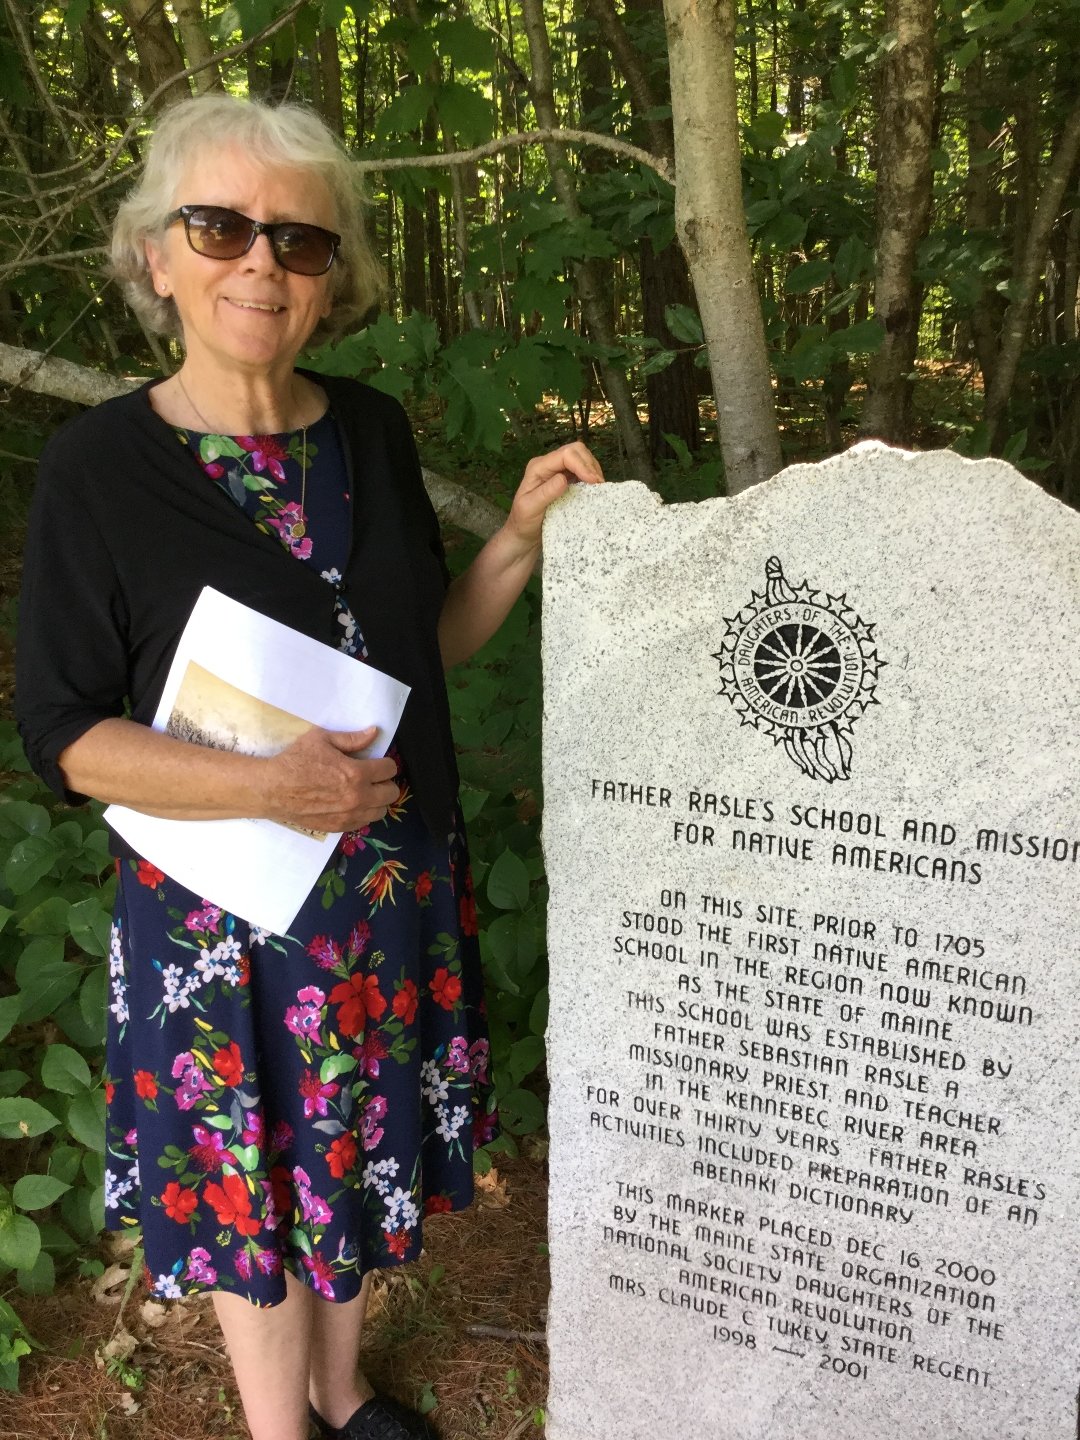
[170,0,222,93]
[119,0,191,106]
[661,0,782,493]
[985,95,1080,441]
[423,112,449,341]
[858,0,935,443]
[316,27,345,138]
[521,0,653,480]
[1063,206,1080,343]
[964,58,1003,395]
[401,198,427,315]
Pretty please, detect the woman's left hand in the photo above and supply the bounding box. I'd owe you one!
[504,441,605,556]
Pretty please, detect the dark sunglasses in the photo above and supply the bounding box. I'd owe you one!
[163,204,341,276]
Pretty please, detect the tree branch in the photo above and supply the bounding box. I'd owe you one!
[355,128,673,186]
[0,342,507,543]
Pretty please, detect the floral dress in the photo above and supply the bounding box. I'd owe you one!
[103,413,496,1306]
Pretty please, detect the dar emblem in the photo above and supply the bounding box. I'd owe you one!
[714,557,883,783]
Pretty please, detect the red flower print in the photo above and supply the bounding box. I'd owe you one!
[306,935,342,971]
[414,871,433,902]
[303,1250,335,1299]
[431,967,462,1011]
[270,1165,293,1223]
[298,1068,340,1119]
[424,1194,453,1217]
[104,1081,116,1105]
[329,973,386,1037]
[326,1133,358,1180]
[212,1042,245,1088]
[359,859,407,908]
[392,980,419,1025]
[162,1181,197,1223]
[459,873,478,936]
[204,1173,261,1237]
[134,1070,158,1101]
[386,1228,409,1259]
[340,828,369,857]
[188,1124,228,1172]
[136,859,165,889]
[236,952,251,986]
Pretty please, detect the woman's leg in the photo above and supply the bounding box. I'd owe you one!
[308,1271,376,1428]
[212,1269,314,1440]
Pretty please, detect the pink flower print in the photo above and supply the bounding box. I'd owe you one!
[234,1249,254,1281]
[202,460,225,480]
[124,1127,138,1147]
[298,1069,340,1120]
[347,920,372,958]
[447,1036,470,1074]
[255,1247,283,1276]
[360,1095,387,1153]
[303,1250,336,1299]
[184,1247,218,1286]
[340,829,369,857]
[306,935,342,971]
[238,434,289,483]
[361,1030,389,1080]
[241,1110,265,1147]
[267,503,313,560]
[469,1038,491,1086]
[474,1109,498,1146]
[171,1052,213,1110]
[270,1120,294,1154]
[189,1123,228,1172]
[293,1166,332,1226]
[184,901,222,933]
[284,986,325,1045]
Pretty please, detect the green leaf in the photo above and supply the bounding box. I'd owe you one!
[17,1248,55,1295]
[0,1098,60,1140]
[757,211,808,250]
[458,786,489,823]
[78,964,108,1047]
[830,57,858,106]
[0,801,51,837]
[68,897,113,957]
[833,234,872,288]
[786,258,833,294]
[663,303,704,345]
[498,1087,545,1135]
[834,317,885,354]
[18,896,71,936]
[16,937,80,1022]
[319,1054,356,1083]
[435,82,493,145]
[375,83,435,142]
[0,996,21,1045]
[5,836,59,896]
[528,986,549,1037]
[507,1034,545,1086]
[41,1044,91,1096]
[486,849,530,911]
[65,1090,106,1153]
[435,16,493,69]
[954,36,980,69]
[0,1212,41,1273]
[0,1071,28,1098]
[13,1175,71,1212]
[745,199,782,227]
[747,110,786,148]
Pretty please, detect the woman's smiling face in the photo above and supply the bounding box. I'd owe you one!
[145,144,338,380]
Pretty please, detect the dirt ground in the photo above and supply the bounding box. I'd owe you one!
[0,1153,552,1440]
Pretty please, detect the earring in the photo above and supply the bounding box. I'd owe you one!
[159,283,169,295]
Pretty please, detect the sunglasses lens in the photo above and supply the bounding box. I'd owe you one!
[186,206,253,258]
[273,223,336,275]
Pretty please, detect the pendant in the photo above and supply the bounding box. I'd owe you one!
[291,521,306,539]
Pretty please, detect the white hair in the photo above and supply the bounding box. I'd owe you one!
[111,94,384,341]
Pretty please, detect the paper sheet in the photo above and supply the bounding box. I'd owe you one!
[105,587,410,935]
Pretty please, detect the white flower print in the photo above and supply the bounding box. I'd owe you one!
[151,1274,183,1300]
[436,1104,469,1143]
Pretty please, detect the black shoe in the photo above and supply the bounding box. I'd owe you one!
[309,1395,441,1440]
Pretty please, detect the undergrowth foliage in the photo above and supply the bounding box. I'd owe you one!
[0,569,549,1390]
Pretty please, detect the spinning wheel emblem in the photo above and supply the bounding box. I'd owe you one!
[714,558,884,783]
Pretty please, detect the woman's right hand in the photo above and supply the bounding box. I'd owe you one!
[261,725,399,833]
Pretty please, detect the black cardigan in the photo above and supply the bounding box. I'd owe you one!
[15,373,459,842]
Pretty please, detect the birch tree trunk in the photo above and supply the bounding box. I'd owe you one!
[521,0,653,481]
[985,95,1080,441]
[858,0,935,444]
[170,0,223,93]
[661,0,782,493]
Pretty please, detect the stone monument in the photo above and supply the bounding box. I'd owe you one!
[541,444,1079,1440]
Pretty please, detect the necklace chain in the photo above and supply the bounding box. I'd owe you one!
[175,371,309,536]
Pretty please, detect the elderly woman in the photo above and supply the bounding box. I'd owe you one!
[16,95,600,1440]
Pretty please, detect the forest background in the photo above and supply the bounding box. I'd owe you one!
[0,0,1078,1425]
